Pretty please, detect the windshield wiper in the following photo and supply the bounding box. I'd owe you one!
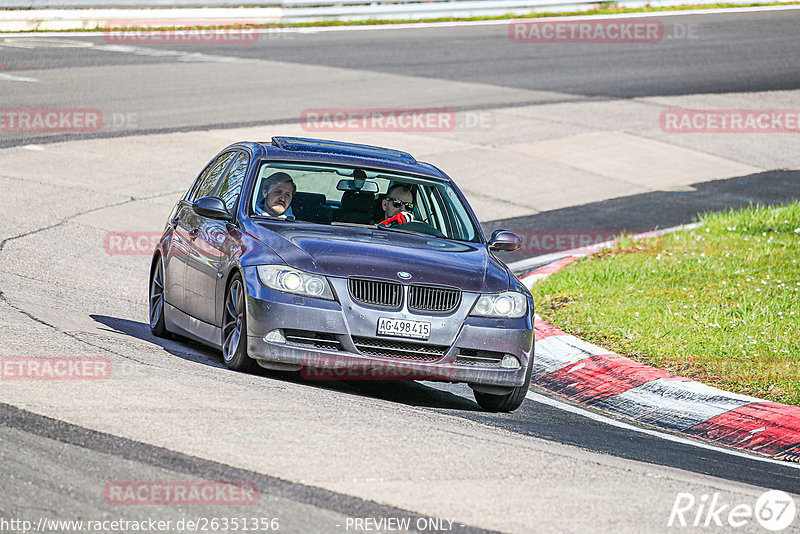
[373,225,424,237]
[252,215,326,225]
[330,222,378,229]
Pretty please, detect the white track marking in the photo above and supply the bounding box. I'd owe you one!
[0,72,39,82]
[0,37,242,63]
[0,37,94,48]
[598,378,758,428]
[526,390,800,470]
[93,44,242,62]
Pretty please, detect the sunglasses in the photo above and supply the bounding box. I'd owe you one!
[387,198,414,211]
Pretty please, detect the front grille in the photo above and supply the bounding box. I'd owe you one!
[455,348,505,367]
[284,330,341,351]
[408,285,461,313]
[352,336,447,361]
[349,278,402,309]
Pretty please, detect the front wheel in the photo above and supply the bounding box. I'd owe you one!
[474,385,528,412]
[221,273,256,372]
[473,356,533,412]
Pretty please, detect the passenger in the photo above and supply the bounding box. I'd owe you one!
[259,172,295,219]
[378,184,414,226]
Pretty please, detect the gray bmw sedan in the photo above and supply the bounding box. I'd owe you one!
[149,137,534,411]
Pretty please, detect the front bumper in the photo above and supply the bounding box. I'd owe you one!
[242,268,534,387]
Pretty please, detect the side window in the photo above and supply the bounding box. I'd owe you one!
[188,152,236,202]
[417,185,447,235]
[441,186,476,241]
[216,152,249,214]
[416,187,431,223]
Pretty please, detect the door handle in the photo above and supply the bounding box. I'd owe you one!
[189,229,199,239]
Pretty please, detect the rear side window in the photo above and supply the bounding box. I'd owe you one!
[216,152,249,213]
[188,151,236,202]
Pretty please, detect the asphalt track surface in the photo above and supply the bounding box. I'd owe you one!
[1,9,800,533]
[3,9,800,145]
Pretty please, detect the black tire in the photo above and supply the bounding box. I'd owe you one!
[221,273,257,372]
[149,256,170,339]
[473,355,533,412]
[474,385,528,413]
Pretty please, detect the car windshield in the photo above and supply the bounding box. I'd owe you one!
[251,161,481,242]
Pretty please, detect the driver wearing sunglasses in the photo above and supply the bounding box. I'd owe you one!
[378,184,415,226]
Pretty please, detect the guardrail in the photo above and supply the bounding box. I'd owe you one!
[0,0,792,32]
[0,0,589,33]
[4,0,783,9]
[7,0,556,5]
[5,0,590,7]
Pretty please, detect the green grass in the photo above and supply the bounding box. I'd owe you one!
[16,1,800,33]
[532,202,800,405]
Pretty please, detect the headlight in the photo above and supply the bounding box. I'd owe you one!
[256,265,334,300]
[470,291,527,318]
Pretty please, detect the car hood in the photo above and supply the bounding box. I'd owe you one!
[246,221,511,293]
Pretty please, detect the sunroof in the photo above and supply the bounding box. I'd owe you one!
[271,137,417,165]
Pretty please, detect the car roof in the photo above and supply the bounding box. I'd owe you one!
[228,138,452,182]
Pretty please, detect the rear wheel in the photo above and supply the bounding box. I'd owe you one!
[149,256,170,338]
[222,274,256,372]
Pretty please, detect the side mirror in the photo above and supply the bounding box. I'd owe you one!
[487,229,522,252]
[192,196,231,221]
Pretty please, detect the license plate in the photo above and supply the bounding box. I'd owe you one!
[376,318,431,340]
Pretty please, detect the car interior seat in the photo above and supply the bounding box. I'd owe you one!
[291,192,332,223]
[334,190,375,224]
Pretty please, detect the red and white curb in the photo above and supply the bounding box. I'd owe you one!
[514,227,800,463]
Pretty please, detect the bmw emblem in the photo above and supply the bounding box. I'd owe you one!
[397,271,412,280]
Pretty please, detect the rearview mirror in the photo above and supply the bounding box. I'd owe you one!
[488,229,522,252]
[336,179,379,193]
[192,196,231,220]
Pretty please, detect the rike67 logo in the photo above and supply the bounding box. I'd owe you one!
[668,490,796,531]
